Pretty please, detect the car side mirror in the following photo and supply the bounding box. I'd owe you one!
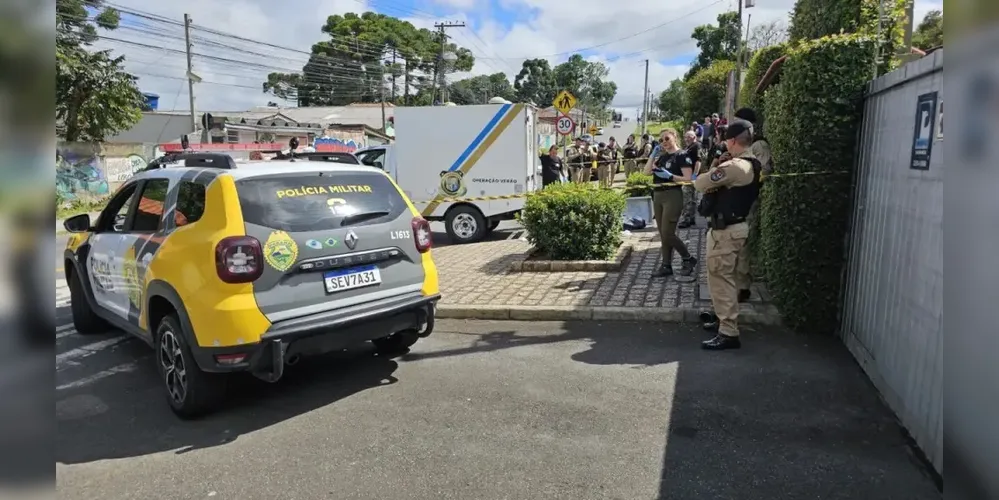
[64,213,91,233]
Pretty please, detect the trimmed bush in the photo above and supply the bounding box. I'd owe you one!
[520,182,626,261]
[684,60,736,124]
[788,0,865,42]
[759,34,875,334]
[624,172,653,197]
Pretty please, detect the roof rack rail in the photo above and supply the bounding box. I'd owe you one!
[271,151,359,164]
[143,152,237,171]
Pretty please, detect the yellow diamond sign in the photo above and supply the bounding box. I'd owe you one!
[552,90,577,116]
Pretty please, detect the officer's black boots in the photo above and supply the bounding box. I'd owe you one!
[653,266,673,278]
[679,256,698,276]
[678,220,693,229]
[738,289,751,302]
[702,334,741,350]
[699,311,719,331]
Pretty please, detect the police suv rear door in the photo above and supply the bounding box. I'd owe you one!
[234,168,428,323]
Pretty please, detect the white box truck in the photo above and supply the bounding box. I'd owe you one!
[353,103,541,244]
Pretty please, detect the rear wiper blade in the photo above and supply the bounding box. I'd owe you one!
[340,211,390,226]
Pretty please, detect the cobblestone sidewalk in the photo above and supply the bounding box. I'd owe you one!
[432,225,779,323]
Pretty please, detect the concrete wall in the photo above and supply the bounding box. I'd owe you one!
[56,143,156,201]
[840,51,943,473]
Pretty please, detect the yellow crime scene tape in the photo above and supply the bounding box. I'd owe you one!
[409,170,850,205]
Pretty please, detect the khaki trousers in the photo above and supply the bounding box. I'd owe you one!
[597,163,614,188]
[623,159,639,177]
[570,166,591,183]
[706,222,750,336]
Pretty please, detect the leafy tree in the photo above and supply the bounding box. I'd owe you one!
[56,0,144,142]
[685,12,741,80]
[262,12,474,107]
[513,58,557,105]
[657,78,685,121]
[447,73,516,105]
[553,54,617,111]
[683,60,736,123]
[912,9,943,50]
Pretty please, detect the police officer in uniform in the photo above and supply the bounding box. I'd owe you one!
[596,141,615,188]
[622,135,639,176]
[732,107,773,301]
[693,119,762,350]
[565,137,586,183]
[678,130,702,228]
[636,133,653,172]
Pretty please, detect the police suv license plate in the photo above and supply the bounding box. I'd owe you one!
[323,265,382,293]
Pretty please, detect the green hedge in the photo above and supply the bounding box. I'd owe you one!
[759,34,875,334]
[684,60,736,124]
[520,182,626,260]
[624,172,653,197]
[788,0,865,42]
[739,43,788,119]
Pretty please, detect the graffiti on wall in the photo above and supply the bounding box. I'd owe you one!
[104,154,147,183]
[314,135,360,152]
[57,147,108,200]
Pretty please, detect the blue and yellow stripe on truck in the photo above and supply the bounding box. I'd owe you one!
[421,103,524,216]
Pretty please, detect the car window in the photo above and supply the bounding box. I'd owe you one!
[357,150,386,169]
[131,179,169,232]
[99,184,138,233]
[235,171,407,232]
[175,181,206,227]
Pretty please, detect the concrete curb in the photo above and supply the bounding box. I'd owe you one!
[510,245,634,273]
[436,304,783,326]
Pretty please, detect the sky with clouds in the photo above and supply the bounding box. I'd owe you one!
[94,0,943,118]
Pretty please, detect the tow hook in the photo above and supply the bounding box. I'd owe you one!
[252,340,286,383]
[417,304,436,338]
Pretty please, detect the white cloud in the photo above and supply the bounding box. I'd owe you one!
[99,0,941,115]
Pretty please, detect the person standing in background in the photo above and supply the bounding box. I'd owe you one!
[596,142,615,188]
[636,133,653,173]
[622,135,639,177]
[678,130,702,228]
[566,137,585,184]
[701,115,714,150]
[539,145,565,188]
[645,129,698,278]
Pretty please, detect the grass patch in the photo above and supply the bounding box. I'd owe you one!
[57,197,109,221]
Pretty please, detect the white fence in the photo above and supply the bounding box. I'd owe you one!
[840,51,943,473]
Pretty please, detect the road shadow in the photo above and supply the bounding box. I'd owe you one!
[402,320,941,499]
[56,343,400,465]
[430,228,523,248]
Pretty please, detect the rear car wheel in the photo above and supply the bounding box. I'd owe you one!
[69,270,110,335]
[445,205,486,244]
[156,314,226,419]
[372,329,420,355]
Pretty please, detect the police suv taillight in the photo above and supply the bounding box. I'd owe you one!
[215,236,264,283]
[411,217,432,253]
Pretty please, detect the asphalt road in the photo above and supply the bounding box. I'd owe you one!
[53,289,940,499]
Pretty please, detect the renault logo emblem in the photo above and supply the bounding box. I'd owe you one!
[344,230,359,250]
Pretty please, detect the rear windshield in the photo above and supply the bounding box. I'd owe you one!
[236,172,408,232]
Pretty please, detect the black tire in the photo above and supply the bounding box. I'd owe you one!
[69,269,110,335]
[155,314,226,419]
[444,205,486,244]
[372,329,420,355]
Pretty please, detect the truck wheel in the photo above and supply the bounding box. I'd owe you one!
[445,205,486,244]
[156,314,226,419]
[69,269,110,335]
[372,329,420,356]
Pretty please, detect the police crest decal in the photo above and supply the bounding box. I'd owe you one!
[263,231,299,272]
[439,171,467,197]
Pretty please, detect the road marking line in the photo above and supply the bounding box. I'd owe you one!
[56,336,129,367]
[56,329,76,339]
[56,362,138,391]
[56,323,74,333]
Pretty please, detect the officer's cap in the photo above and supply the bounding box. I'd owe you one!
[734,107,758,123]
[724,119,754,140]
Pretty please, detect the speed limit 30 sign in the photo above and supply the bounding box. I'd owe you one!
[555,114,575,136]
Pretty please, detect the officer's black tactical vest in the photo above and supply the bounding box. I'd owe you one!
[710,157,762,224]
[623,144,638,159]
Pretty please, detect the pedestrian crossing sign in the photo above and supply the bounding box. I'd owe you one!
[553,90,577,116]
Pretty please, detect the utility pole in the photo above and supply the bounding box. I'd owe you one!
[183,13,197,137]
[390,49,397,102]
[431,22,464,105]
[734,0,754,110]
[380,64,386,132]
[403,58,410,106]
[641,59,649,134]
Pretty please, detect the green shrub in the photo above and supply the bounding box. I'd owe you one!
[624,172,653,197]
[788,0,864,42]
[759,34,875,334]
[739,43,788,118]
[520,182,626,261]
[684,60,736,124]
